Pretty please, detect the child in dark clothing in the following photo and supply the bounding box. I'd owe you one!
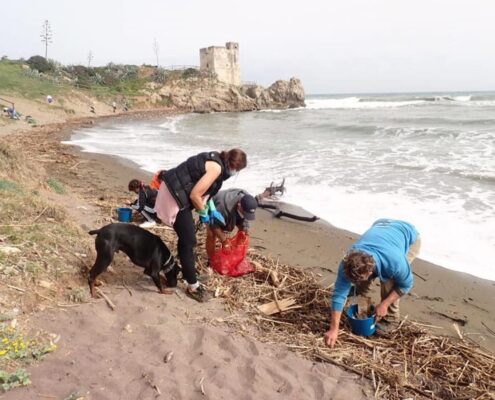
[128,179,159,228]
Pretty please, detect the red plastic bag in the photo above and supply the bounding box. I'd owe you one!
[210,231,255,277]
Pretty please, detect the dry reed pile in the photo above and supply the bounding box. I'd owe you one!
[198,248,495,400]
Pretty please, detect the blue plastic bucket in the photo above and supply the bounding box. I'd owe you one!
[347,304,376,337]
[117,207,132,222]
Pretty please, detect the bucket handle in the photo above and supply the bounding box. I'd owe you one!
[370,313,377,330]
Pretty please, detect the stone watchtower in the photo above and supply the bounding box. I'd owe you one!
[199,42,241,86]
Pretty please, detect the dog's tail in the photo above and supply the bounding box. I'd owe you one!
[88,228,101,235]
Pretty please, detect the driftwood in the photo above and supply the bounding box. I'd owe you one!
[258,297,299,315]
[95,287,116,310]
[56,188,494,400]
[194,243,495,400]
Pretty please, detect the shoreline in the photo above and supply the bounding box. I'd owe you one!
[57,116,495,353]
[63,112,495,284]
[2,107,495,398]
[65,116,494,281]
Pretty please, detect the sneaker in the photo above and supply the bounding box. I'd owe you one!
[139,221,157,228]
[186,285,210,303]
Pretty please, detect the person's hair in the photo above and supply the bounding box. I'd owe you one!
[128,179,141,191]
[220,148,247,171]
[343,251,375,283]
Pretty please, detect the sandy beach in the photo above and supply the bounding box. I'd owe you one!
[0,110,494,399]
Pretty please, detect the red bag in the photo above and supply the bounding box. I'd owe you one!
[210,231,255,277]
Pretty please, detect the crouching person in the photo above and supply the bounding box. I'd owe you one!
[324,218,421,347]
[128,179,159,228]
[205,189,259,260]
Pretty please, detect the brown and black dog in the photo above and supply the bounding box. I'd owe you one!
[88,223,179,297]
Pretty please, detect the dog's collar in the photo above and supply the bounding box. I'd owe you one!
[162,254,175,274]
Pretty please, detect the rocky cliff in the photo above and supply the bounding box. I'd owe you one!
[145,76,305,113]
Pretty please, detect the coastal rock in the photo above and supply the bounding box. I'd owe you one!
[153,76,305,112]
[267,78,305,108]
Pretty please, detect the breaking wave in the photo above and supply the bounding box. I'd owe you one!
[305,93,495,110]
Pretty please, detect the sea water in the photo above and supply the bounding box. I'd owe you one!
[65,92,495,281]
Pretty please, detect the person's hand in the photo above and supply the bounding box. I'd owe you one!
[375,302,389,320]
[210,209,226,226]
[324,328,339,348]
[197,207,210,224]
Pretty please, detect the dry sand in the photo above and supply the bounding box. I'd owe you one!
[1,107,494,399]
[3,279,366,400]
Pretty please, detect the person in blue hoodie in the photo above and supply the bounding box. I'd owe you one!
[324,218,421,348]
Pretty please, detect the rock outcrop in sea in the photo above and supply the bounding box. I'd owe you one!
[145,76,305,113]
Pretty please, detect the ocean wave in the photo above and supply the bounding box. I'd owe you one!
[305,93,495,110]
[159,115,186,134]
[361,95,457,102]
[393,162,495,183]
[305,97,424,110]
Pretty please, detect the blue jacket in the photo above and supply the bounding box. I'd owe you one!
[331,219,419,312]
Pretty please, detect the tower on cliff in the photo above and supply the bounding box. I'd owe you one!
[199,42,241,86]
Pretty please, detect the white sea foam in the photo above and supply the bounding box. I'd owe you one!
[453,95,472,102]
[158,115,186,134]
[282,184,495,281]
[306,97,425,110]
[217,167,495,281]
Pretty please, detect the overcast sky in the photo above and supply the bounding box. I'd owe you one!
[2,0,495,94]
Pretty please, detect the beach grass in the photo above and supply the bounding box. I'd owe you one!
[0,140,92,304]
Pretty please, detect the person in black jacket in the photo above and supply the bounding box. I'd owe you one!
[205,189,261,260]
[155,149,248,302]
[128,179,159,228]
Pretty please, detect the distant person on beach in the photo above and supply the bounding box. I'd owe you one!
[112,101,117,113]
[154,149,248,302]
[128,179,159,228]
[46,95,53,104]
[3,107,19,120]
[205,189,260,259]
[325,218,420,348]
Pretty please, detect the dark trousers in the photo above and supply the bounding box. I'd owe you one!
[173,208,197,284]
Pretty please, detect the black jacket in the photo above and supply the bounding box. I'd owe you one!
[162,151,230,210]
[136,185,157,211]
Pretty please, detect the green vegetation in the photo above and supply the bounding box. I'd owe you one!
[46,177,66,194]
[0,57,204,103]
[0,323,58,391]
[0,369,31,391]
[26,56,53,73]
[0,60,70,99]
[0,179,19,192]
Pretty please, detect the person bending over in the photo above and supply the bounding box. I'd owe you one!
[128,179,159,228]
[205,189,260,259]
[154,149,248,302]
[324,218,421,348]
